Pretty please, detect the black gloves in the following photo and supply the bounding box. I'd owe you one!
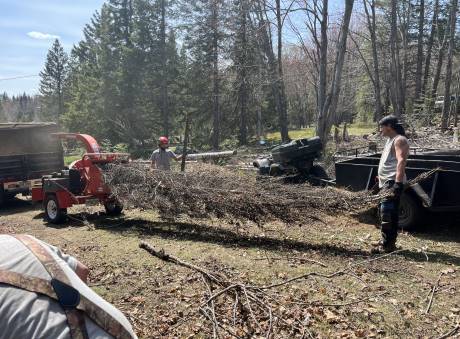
[392,182,404,198]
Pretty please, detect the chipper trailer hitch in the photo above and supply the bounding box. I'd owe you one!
[32,133,129,224]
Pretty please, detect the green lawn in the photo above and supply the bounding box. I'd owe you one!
[265,123,377,142]
[64,154,82,166]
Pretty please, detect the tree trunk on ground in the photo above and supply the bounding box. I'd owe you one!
[422,0,439,98]
[211,0,220,150]
[441,0,458,131]
[363,0,383,121]
[415,0,425,100]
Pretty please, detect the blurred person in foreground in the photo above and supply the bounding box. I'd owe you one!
[0,233,137,339]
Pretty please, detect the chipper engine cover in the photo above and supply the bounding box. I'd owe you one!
[253,136,324,178]
[271,136,322,163]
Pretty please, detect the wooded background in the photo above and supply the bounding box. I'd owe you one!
[1,0,459,152]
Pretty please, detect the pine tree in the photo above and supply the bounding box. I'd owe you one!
[39,39,68,121]
[0,93,7,122]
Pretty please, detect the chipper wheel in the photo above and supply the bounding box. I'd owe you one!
[104,200,123,216]
[44,194,67,224]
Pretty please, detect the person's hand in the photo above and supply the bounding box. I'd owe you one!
[75,261,89,283]
[371,182,379,195]
[392,182,404,198]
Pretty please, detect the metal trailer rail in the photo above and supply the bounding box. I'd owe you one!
[335,152,460,229]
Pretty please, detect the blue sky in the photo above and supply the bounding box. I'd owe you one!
[0,0,346,96]
[0,0,105,95]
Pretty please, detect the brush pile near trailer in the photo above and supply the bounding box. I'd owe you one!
[104,163,374,224]
[104,163,437,224]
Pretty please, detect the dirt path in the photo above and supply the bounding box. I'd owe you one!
[1,198,459,338]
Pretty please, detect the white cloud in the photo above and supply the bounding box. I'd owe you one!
[27,31,60,40]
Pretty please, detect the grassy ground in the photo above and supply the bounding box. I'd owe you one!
[64,154,82,166]
[266,124,377,142]
[1,197,458,338]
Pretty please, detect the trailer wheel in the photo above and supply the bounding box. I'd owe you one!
[399,193,423,231]
[44,195,67,224]
[104,200,123,216]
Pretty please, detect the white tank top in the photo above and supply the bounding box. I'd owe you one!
[378,136,406,188]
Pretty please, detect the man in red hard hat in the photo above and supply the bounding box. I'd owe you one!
[150,136,182,170]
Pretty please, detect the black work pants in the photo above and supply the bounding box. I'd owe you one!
[379,181,400,247]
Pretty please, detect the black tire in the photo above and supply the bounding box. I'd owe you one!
[104,200,123,216]
[269,163,282,176]
[399,193,424,231]
[44,195,67,224]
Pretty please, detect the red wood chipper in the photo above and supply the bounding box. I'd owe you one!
[32,133,129,223]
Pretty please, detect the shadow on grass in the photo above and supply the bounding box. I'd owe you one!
[0,197,41,216]
[411,212,460,243]
[91,217,460,266]
[354,207,460,243]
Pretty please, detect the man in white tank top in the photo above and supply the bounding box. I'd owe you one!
[375,115,409,253]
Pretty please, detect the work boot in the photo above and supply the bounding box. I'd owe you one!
[370,243,397,254]
[370,239,383,247]
[383,243,397,253]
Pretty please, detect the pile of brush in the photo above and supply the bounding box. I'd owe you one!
[103,163,377,224]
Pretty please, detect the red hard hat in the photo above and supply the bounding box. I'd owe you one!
[159,136,169,144]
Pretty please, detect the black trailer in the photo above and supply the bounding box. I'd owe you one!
[335,151,460,230]
[0,123,63,205]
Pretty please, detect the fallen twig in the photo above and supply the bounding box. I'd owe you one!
[256,250,404,290]
[425,272,444,314]
[435,323,460,339]
[139,241,223,284]
[139,241,403,337]
[253,255,328,268]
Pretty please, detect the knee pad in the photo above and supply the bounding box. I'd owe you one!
[380,201,395,230]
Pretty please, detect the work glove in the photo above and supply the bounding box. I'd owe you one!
[392,182,404,198]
